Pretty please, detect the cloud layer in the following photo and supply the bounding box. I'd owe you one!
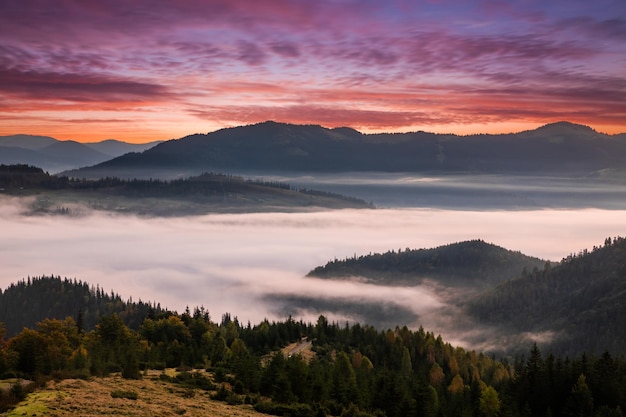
[0,1,624,141]
[2,198,626,349]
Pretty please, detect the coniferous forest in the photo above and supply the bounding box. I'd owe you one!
[1,277,625,416]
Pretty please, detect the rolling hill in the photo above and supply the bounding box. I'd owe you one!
[67,121,626,177]
[307,240,548,290]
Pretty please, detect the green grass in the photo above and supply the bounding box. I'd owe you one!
[5,391,56,416]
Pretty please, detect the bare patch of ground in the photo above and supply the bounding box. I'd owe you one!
[281,338,315,361]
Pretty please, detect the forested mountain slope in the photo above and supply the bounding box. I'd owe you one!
[305,238,626,356]
[466,237,626,355]
[307,240,547,290]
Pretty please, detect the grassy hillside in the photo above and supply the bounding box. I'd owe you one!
[6,372,265,417]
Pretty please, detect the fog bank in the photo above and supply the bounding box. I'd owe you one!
[2,199,625,348]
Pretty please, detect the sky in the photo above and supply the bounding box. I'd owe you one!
[1,0,625,143]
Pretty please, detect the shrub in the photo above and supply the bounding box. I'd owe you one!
[0,381,35,413]
[254,401,315,417]
[174,371,216,390]
[211,385,229,401]
[210,385,243,405]
[111,389,139,400]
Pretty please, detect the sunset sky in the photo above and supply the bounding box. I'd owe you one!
[1,0,625,143]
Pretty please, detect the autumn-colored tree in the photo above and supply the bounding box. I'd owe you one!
[429,363,445,387]
[448,374,465,395]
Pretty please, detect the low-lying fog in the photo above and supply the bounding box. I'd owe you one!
[2,195,625,350]
[233,171,626,209]
[87,170,626,210]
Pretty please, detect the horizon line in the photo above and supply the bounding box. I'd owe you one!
[3,120,625,145]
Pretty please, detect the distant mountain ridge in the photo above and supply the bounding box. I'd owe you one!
[0,134,162,173]
[67,121,626,177]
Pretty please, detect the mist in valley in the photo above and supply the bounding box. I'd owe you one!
[89,169,626,210]
[254,172,626,209]
[2,187,626,352]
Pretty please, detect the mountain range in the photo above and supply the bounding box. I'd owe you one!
[0,134,161,173]
[62,121,626,178]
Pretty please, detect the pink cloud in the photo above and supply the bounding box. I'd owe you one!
[189,104,464,130]
[0,67,172,103]
[0,0,624,140]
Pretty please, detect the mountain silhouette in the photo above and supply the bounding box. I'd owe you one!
[69,121,626,176]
